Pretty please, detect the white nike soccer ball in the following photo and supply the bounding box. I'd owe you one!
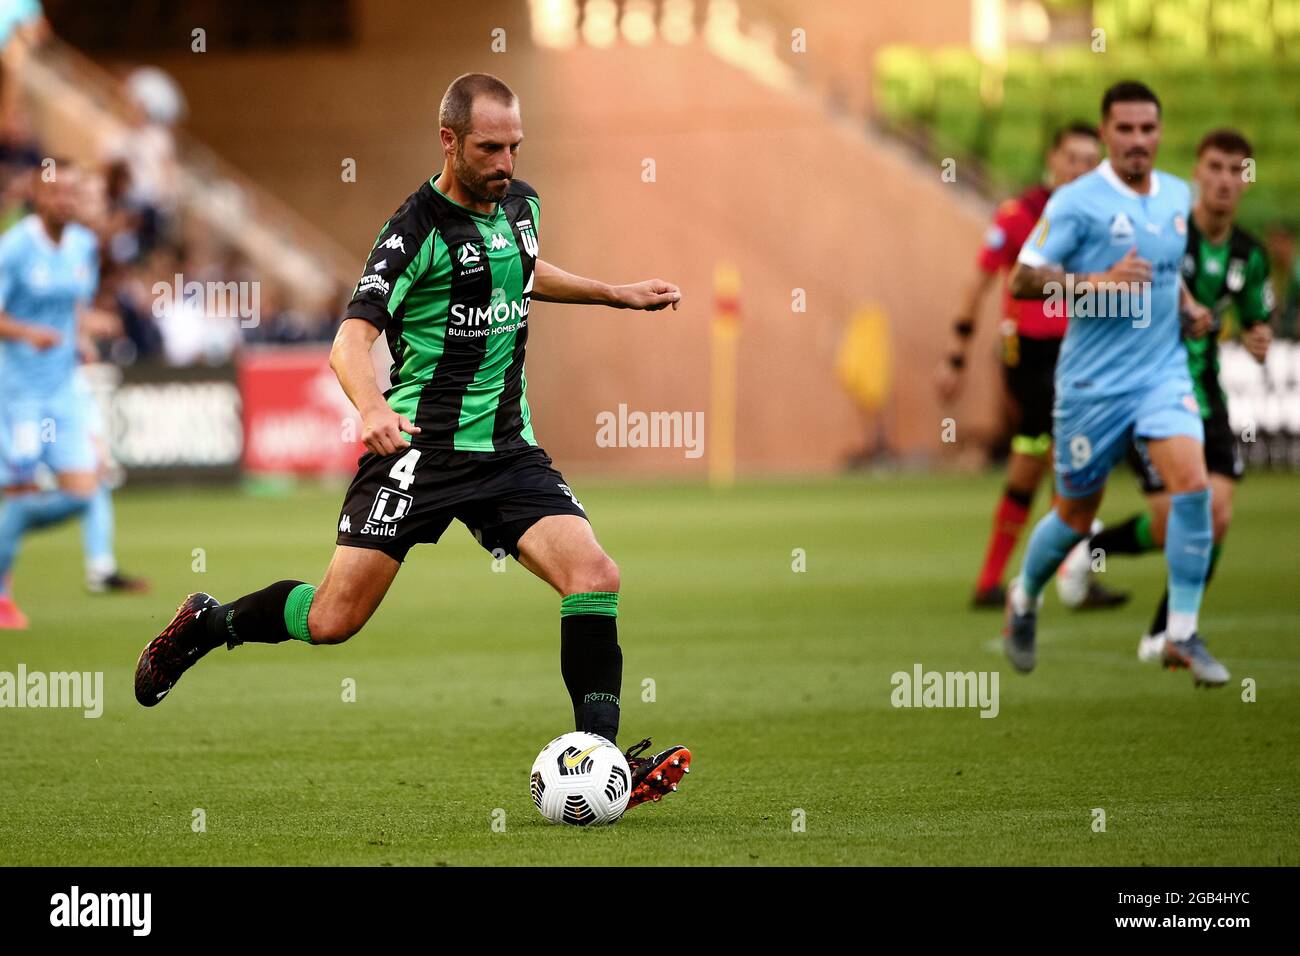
[530,731,631,826]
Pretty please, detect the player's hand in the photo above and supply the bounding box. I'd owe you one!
[362,406,421,456]
[24,326,61,350]
[614,279,681,311]
[1098,247,1152,287]
[1183,301,1214,339]
[80,307,122,338]
[935,358,964,403]
[1242,322,1273,363]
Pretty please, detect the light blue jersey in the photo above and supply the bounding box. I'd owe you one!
[0,214,98,402]
[1018,159,1192,399]
[0,214,98,483]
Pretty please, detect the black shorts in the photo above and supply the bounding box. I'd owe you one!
[1002,333,1061,452]
[1126,410,1243,494]
[334,444,589,563]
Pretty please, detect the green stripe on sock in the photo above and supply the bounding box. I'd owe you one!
[1135,512,1154,551]
[284,583,316,642]
[560,591,619,618]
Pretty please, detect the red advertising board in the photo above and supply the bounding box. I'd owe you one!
[239,346,365,476]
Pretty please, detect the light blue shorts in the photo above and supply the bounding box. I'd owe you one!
[0,389,97,486]
[1053,375,1203,498]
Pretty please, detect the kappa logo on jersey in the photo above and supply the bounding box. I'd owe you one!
[1109,212,1135,243]
[488,232,510,251]
[1227,259,1246,292]
[458,242,481,267]
[380,234,407,253]
[367,488,413,530]
[338,515,351,533]
[517,218,539,258]
[358,273,390,296]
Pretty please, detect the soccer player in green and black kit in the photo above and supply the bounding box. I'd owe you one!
[132,73,691,809]
[1068,129,1274,662]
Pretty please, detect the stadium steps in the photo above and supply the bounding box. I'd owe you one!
[16,36,357,301]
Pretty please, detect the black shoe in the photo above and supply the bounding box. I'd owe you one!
[134,593,222,707]
[88,571,152,595]
[623,737,692,809]
[1076,580,1130,609]
[971,584,1006,609]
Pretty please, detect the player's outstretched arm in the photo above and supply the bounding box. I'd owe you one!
[936,269,998,402]
[1008,262,1067,300]
[330,317,420,455]
[0,312,60,349]
[1179,277,1213,339]
[533,258,680,311]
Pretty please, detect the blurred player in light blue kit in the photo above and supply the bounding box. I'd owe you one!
[0,161,144,630]
[1004,82,1225,686]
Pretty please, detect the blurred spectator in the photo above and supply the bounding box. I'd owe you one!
[100,66,183,249]
[0,113,37,231]
[1266,223,1299,340]
[1,38,339,368]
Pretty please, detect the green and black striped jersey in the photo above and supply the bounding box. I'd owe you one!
[345,174,542,452]
[1180,216,1273,419]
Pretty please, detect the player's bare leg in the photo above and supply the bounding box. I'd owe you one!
[307,546,402,644]
[0,470,96,629]
[517,514,690,807]
[1053,443,1132,608]
[134,545,400,705]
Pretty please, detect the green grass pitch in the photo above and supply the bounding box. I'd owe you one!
[1,471,1296,866]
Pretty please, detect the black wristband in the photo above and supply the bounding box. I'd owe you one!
[953,317,975,338]
[948,353,966,370]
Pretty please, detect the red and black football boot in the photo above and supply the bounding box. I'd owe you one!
[134,593,222,707]
[623,737,691,809]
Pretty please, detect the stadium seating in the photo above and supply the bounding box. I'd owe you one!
[873,1,1300,231]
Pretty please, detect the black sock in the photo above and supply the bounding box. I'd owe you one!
[1004,485,1034,509]
[204,579,311,648]
[1091,513,1151,556]
[559,592,622,745]
[1151,544,1221,635]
